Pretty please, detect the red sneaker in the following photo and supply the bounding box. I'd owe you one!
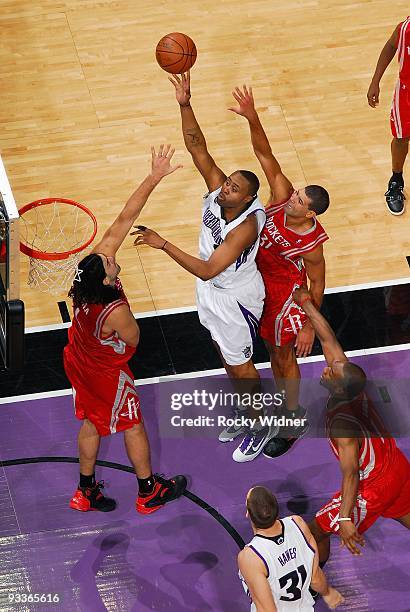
[136,474,187,515]
[69,481,116,512]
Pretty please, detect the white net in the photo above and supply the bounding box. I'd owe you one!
[20,200,96,294]
[26,253,82,294]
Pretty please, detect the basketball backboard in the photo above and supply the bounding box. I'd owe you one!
[0,154,24,370]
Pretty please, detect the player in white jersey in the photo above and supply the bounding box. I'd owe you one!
[134,71,272,462]
[238,486,344,611]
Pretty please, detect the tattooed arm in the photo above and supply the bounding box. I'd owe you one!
[169,72,226,191]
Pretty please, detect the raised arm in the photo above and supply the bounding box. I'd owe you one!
[238,548,277,612]
[292,516,344,609]
[292,286,347,366]
[367,24,400,108]
[91,145,182,257]
[228,85,293,204]
[132,215,258,281]
[169,72,226,192]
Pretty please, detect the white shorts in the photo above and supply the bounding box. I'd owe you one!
[196,277,265,366]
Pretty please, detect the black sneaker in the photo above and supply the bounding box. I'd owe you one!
[69,480,117,512]
[277,405,308,439]
[385,181,405,215]
[136,474,187,515]
[263,421,309,459]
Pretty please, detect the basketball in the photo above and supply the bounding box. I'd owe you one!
[155,32,197,74]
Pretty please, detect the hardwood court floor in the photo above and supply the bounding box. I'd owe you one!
[0,0,409,326]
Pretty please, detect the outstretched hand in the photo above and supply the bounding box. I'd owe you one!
[228,85,257,120]
[323,586,345,610]
[131,226,167,250]
[151,144,183,180]
[339,520,365,556]
[168,72,191,107]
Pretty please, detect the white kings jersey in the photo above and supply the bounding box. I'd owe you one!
[199,187,266,290]
[239,517,316,611]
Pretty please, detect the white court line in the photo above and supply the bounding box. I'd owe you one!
[323,277,410,294]
[3,343,409,405]
[1,388,73,404]
[136,305,198,319]
[25,276,410,333]
[26,322,71,334]
[364,343,410,355]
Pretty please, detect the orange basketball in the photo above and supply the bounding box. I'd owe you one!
[156,32,197,74]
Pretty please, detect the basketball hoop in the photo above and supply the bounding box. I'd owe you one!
[19,198,97,294]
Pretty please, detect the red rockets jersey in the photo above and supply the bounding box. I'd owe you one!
[397,17,410,85]
[65,279,135,372]
[256,200,329,285]
[326,392,398,485]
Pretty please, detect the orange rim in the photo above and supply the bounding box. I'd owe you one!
[19,198,97,261]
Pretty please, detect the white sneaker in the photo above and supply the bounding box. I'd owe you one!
[232,425,275,462]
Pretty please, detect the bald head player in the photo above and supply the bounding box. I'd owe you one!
[291,286,410,563]
[64,145,187,514]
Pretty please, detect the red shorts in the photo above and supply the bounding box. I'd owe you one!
[390,80,410,139]
[64,352,142,436]
[259,280,307,347]
[316,448,410,534]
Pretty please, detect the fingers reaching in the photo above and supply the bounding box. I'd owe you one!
[340,532,365,556]
[168,74,181,87]
[182,71,190,87]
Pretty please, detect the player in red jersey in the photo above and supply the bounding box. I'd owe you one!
[64,145,187,514]
[368,17,410,215]
[229,86,329,458]
[292,286,410,562]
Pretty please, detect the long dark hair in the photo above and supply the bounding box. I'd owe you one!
[68,253,121,307]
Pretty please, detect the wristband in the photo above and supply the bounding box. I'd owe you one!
[300,295,312,308]
[337,517,352,522]
[161,240,168,250]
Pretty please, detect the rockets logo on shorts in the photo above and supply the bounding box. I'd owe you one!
[119,396,140,420]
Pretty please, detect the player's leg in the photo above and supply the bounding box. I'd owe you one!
[70,418,117,512]
[120,400,187,516]
[387,137,408,213]
[124,422,152,478]
[213,335,275,462]
[391,137,409,174]
[263,340,307,459]
[224,356,266,427]
[225,358,259,380]
[265,340,300,412]
[387,83,408,214]
[78,418,100,476]
[203,284,270,456]
[215,342,265,443]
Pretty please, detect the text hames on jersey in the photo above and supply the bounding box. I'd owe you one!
[278,547,297,567]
